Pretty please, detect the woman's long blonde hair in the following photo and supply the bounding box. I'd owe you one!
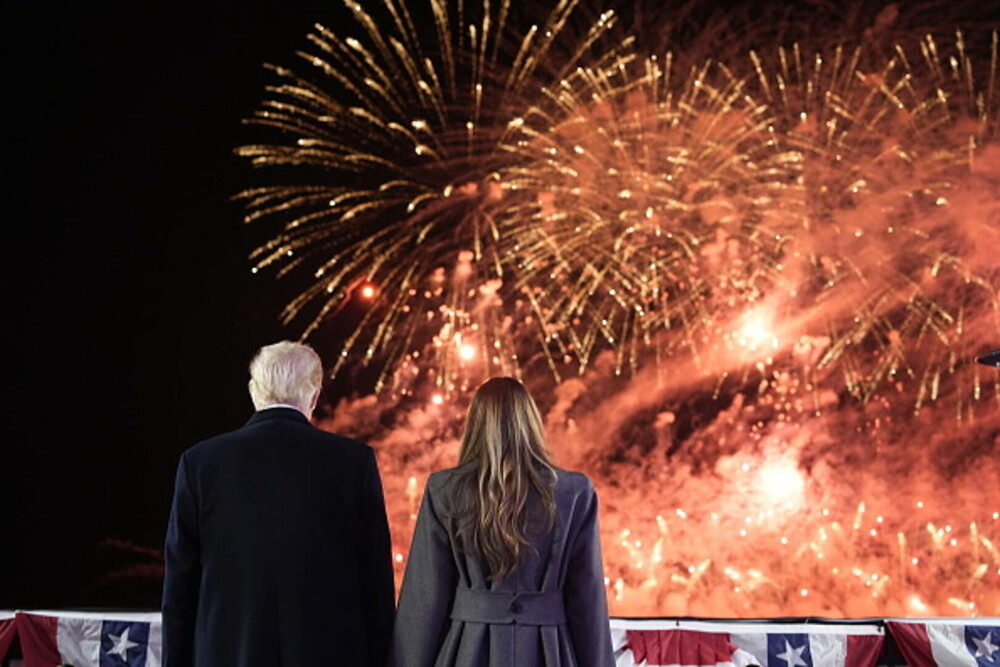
[454,377,557,581]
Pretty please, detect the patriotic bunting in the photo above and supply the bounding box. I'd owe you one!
[888,619,1000,667]
[2,610,996,666]
[13,611,161,667]
[612,619,884,667]
[0,612,17,665]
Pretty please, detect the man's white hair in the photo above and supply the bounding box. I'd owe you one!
[248,341,323,410]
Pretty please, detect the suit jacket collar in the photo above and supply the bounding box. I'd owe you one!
[246,406,311,427]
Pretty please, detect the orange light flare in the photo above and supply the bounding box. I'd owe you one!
[735,308,780,352]
[359,283,377,300]
[458,343,476,361]
[756,457,807,506]
[406,476,419,519]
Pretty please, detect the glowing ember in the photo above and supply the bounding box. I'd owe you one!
[736,311,779,352]
[756,458,806,508]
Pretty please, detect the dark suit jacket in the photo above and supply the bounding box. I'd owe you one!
[162,407,395,667]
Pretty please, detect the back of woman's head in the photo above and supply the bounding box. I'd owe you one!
[457,377,556,580]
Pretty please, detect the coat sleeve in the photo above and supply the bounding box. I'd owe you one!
[563,478,615,667]
[358,447,396,667]
[162,452,200,667]
[388,480,457,667]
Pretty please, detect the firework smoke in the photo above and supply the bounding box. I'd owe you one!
[243,0,1000,617]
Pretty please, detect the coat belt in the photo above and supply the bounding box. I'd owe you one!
[449,588,567,625]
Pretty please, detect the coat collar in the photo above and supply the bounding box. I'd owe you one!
[246,406,310,427]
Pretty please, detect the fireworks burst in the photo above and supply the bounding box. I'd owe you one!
[238,2,997,413]
[240,0,1000,617]
[236,0,632,394]
[744,32,1000,409]
[498,53,796,378]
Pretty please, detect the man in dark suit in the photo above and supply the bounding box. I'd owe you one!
[162,341,395,666]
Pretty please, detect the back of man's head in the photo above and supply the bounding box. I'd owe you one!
[248,341,323,413]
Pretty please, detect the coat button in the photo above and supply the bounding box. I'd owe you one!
[509,600,523,614]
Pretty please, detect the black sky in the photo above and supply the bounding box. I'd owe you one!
[3,0,354,608]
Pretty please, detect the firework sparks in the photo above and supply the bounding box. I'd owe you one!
[743,32,1000,409]
[497,53,796,378]
[237,0,631,394]
[340,353,1000,617]
[242,0,1000,618]
[239,7,997,414]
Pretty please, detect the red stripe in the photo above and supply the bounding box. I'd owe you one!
[626,629,736,666]
[626,628,649,663]
[846,633,884,667]
[887,622,937,667]
[14,613,61,667]
[0,618,18,663]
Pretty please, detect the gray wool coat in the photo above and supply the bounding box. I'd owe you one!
[389,466,615,667]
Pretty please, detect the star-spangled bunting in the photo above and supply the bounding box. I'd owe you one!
[967,627,1000,666]
[768,633,813,667]
[100,620,149,667]
[107,626,139,659]
[776,639,809,667]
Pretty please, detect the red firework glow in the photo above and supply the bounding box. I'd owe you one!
[241,0,1000,617]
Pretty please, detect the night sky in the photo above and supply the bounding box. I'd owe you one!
[3,0,357,608]
[4,0,997,612]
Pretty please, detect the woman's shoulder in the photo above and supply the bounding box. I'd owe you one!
[424,464,595,496]
[553,466,596,495]
[424,464,472,495]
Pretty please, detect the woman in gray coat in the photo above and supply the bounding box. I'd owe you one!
[389,377,615,667]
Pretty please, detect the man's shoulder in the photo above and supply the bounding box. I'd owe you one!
[182,421,372,462]
[181,426,244,459]
[309,428,372,457]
